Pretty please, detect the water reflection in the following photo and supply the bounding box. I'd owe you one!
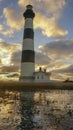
[0,90,73,130]
[0,90,21,130]
[20,92,34,129]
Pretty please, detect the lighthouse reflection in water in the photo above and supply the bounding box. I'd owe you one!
[0,90,73,130]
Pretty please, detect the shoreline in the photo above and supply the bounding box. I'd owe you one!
[0,81,73,91]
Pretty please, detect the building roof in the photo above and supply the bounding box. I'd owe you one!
[33,67,51,76]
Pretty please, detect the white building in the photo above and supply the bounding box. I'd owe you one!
[33,67,51,82]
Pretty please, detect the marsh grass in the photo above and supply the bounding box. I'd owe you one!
[0,81,73,91]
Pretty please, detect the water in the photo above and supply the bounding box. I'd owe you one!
[0,90,73,130]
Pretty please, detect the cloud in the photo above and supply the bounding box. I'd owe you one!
[0,24,3,31]
[54,64,73,74]
[0,38,4,42]
[52,64,73,80]
[10,49,51,71]
[0,41,21,78]
[34,13,68,38]
[0,41,21,66]
[18,0,31,7]
[38,40,73,80]
[18,0,68,37]
[35,52,51,65]
[39,39,73,59]
[0,59,2,66]
[1,29,14,36]
[38,39,73,80]
[3,0,68,38]
[0,40,51,75]
[3,7,24,31]
[18,0,66,15]
[10,50,21,66]
[51,72,64,80]
[0,65,19,74]
[0,39,73,80]
[0,24,14,36]
[0,41,21,53]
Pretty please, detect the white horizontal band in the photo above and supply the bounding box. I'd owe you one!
[22,39,34,50]
[20,62,35,77]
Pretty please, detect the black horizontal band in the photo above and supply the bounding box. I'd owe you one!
[23,28,34,39]
[23,10,35,19]
[21,50,35,62]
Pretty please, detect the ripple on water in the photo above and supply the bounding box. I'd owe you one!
[0,90,73,130]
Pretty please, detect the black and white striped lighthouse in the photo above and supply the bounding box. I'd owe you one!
[20,5,35,82]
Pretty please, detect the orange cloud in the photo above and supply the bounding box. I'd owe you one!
[18,0,66,14]
[18,0,31,7]
[39,40,73,59]
[0,41,21,80]
[0,24,3,31]
[0,24,14,36]
[38,39,73,80]
[18,0,68,37]
[0,41,21,66]
[34,13,68,37]
[0,38,4,42]
[1,29,14,35]
[3,7,24,30]
[3,0,68,38]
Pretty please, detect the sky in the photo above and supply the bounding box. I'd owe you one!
[0,0,73,81]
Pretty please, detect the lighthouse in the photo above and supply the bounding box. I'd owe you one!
[20,5,35,82]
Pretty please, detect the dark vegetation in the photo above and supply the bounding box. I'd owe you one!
[64,78,73,83]
[0,81,73,91]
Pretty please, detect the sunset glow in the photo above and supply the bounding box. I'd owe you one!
[0,0,73,81]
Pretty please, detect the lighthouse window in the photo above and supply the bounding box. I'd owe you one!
[42,75,44,79]
[37,76,39,79]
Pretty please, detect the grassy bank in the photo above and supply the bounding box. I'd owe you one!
[0,81,73,91]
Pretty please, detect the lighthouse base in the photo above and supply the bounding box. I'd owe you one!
[19,76,34,82]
